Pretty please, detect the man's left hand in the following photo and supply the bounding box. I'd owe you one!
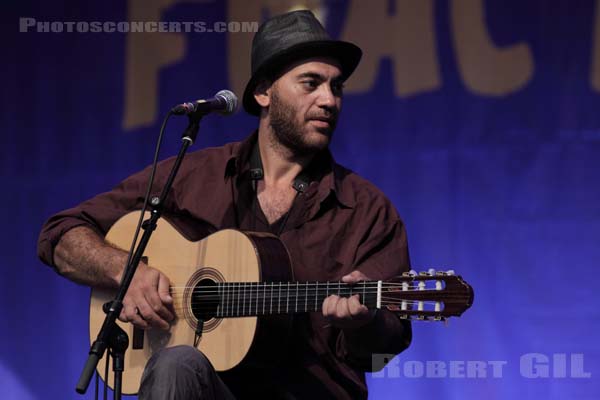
[322,270,376,330]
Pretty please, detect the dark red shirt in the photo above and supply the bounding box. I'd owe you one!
[38,132,411,399]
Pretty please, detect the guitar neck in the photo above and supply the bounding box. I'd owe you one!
[195,281,380,319]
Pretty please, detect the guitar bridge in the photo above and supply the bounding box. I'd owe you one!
[132,327,144,349]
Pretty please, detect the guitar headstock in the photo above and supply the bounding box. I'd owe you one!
[381,269,474,322]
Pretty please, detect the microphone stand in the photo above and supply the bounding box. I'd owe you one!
[76,113,203,398]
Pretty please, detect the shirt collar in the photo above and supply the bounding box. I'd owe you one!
[225,131,355,209]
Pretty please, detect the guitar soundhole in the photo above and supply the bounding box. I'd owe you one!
[191,279,219,321]
[183,268,225,333]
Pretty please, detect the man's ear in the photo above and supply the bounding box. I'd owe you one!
[254,79,272,108]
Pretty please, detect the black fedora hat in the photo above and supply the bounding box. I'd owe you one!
[242,10,362,116]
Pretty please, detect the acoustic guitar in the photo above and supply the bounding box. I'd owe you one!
[89,211,474,394]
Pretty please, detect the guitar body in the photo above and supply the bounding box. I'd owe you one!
[89,212,293,394]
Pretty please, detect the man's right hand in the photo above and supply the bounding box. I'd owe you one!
[118,264,175,330]
[53,226,175,330]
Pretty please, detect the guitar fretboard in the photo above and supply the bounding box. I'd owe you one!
[192,281,380,318]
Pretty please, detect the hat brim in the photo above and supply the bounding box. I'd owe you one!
[242,40,362,116]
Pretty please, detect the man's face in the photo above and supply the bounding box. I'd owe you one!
[265,58,344,157]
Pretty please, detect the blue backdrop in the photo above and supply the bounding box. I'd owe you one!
[2,0,599,399]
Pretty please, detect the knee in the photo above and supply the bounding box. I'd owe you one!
[147,345,211,376]
[140,346,217,399]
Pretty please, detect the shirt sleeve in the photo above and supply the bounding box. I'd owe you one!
[37,160,173,268]
[335,195,412,371]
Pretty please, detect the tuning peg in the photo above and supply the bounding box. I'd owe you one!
[415,315,426,321]
[446,269,455,275]
[401,282,409,311]
[409,269,417,276]
[419,271,429,276]
[428,268,436,275]
[399,314,409,320]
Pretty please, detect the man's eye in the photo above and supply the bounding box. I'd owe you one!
[302,80,318,89]
[332,82,345,93]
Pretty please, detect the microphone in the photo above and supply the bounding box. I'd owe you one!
[171,90,238,116]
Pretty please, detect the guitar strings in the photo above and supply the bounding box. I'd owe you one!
[165,302,440,318]
[163,285,443,304]
[167,298,439,307]
[122,282,452,316]
[173,300,440,309]
[166,299,441,313]
[133,297,444,320]
[165,283,434,294]
[167,281,442,290]
[164,287,438,300]
[166,289,423,297]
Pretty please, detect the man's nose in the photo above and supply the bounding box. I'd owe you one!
[316,84,338,109]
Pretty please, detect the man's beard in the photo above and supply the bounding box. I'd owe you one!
[269,89,336,158]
